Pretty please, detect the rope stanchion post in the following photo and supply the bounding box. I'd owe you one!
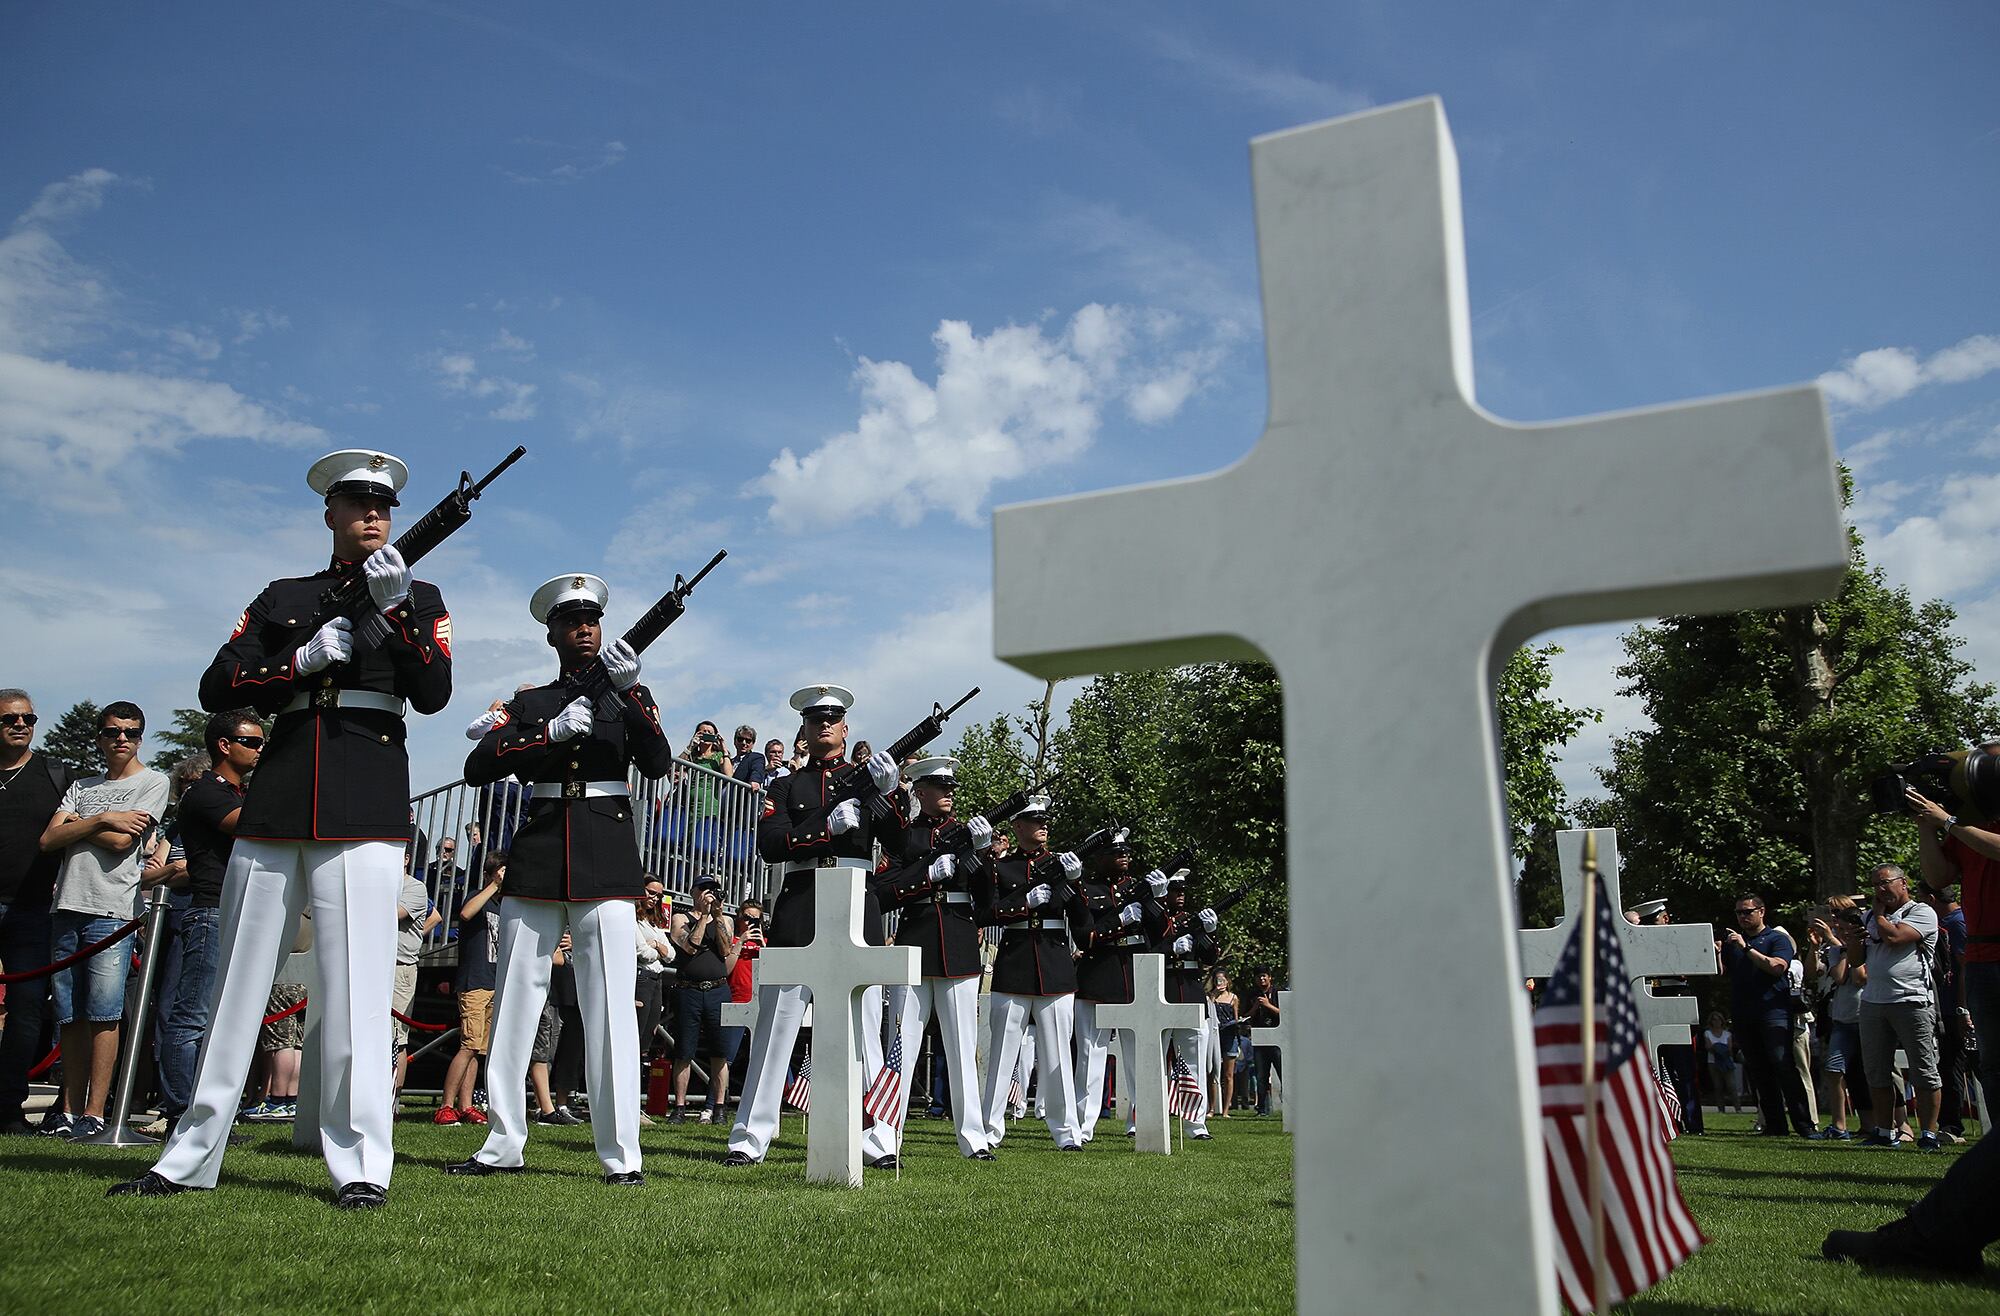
[75,886,172,1147]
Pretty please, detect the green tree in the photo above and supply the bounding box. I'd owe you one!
[1587,504,1998,914]
[948,713,1033,815]
[40,700,101,778]
[147,708,209,773]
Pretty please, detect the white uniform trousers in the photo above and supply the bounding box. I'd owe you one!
[1072,999,1136,1142]
[154,839,400,1190]
[982,993,1079,1148]
[1015,1026,1039,1116]
[728,981,885,1162]
[879,977,986,1156]
[474,896,640,1174]
[1169,1019,1211,1134]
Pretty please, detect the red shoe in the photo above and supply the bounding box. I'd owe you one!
[460,1108,488,1125]
[433,1106,461,1125]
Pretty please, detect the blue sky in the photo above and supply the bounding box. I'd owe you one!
[2,2,1995,801]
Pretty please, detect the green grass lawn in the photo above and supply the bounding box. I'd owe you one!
[0,1108,1992,1313]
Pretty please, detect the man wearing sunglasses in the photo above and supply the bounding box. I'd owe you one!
[1717,893,1817,1139]
[115,449,452,1209]
[37,702,170,1139]
[152,710,263,1135]
[0,690,74,1136]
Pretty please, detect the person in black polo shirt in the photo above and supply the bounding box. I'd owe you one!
[0,689,72,1136]
[667,877,740,1123]
[153,710,262,1133]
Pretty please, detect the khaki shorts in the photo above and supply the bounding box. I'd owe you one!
[391,964,419,1049]
[1859,998,1940,1089]
[457,988,494,1054]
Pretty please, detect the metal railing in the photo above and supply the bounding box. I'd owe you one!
[408,758,773,961]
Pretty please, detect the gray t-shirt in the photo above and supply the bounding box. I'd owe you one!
[54,768,170,919]
[1818,945,1862,1024]
[1861,900,1939,1006]
[396,874,432,966]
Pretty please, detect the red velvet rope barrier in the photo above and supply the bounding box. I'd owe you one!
[0,915,145,984]
[261,999,307,1026]
[393,1008,451,1033]
[27,1046,58,1080]
[21,1001,450,1085]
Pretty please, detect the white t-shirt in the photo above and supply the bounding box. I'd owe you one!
[1860,900,1939,1006]
[54,767,170,919]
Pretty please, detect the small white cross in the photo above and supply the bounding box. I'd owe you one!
[1094,953,1209,1154]
[991,96,1845,1312]
[752,868,918,1187]
[1519,829,1718,1060]
[1249,989,1294,1133]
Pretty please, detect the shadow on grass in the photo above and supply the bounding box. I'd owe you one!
[1679,1162,1950,1190]
[2,1149,338,1203]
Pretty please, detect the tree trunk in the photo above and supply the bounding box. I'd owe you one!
[1776,605,1857,900]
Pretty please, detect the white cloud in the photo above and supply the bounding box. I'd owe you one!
[754,304,1216,528]
[1868,472,2000,600]
[165,326,222,361]
[428,350,537,421]
[501,138,628,186]
[12,168,124,231]
[0,172,129,355]
[1540,623,1646,807]
[1041,197,1258,334]
[491,328,534,356]
[1142,28,1371,119]
[604,485,734,573]
[1817,333,2000,411]
[232,308,290,344]
[562,371,683,447]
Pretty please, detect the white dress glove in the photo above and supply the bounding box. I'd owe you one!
[1144,869,1169,899]
[966,816,993,851]
[1056,852,1082,881]
[601,638,641,691]
[295,616,354,673]
[1118,902,1144,927]
[548,696,594,742]
[1170,935,1194,955]
[867,749,898,793]
[828,799,861,835]
[1198,908,1218,933]
[363,546,410,612]
[929,854,956,883]
[464,706,508,740]
[1025,884,1052,909]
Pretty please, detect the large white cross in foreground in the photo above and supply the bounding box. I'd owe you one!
[991,96,1845,1313]
[1249,990,1294,1133]
[752,869,917,1187]
[1519,829,1718,1060]
[1094,953,1207,1154]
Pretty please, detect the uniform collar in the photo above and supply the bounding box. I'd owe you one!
[328,553,358,573]
[813,753,845,768]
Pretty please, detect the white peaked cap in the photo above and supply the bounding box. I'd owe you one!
[530,573,610,623]
[789,684,855,715]
[1631,898,1668,919]
[905,756,958,784]
[307,449,408,505]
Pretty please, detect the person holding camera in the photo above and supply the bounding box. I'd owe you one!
[1853,864,1944,1151]
[668,877,740,1123]
[1910,774,1999,1124]
[1718,894,1817,1138]
[1808,899,1867,1140]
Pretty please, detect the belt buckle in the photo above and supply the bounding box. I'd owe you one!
[817,855,837,869]
[562,781,583,800]
[313,687,339,711]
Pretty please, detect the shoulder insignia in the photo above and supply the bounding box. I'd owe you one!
[434,614,452,658]
[230,609,248,640]
[761,796,777,819]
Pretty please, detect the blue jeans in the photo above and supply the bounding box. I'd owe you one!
[156,905,222,1118]
[49,911,134,1026]
[1966,960,2000,1114]
[0,901,54,1121]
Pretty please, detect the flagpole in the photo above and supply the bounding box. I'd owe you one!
[1579,831,1607,1316]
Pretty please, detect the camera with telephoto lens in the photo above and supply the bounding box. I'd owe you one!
[1868,747,2000,821]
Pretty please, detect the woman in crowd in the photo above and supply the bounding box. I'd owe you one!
[1208,969,1242,1119]
[634,878,674,1123]
[1700,1011,1741,1113]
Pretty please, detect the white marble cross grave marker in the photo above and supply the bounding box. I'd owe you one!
[1094,953,1209,1154]
[990,96,1846,1314]
[1519,829,1718,1060]
[750,867,918,1187]
[1249,989,1294,1133]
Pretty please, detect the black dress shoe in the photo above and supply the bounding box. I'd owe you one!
[604,1170,645,1186]
[106,1171,204,1198]
[867,1154,899,1170]
[443,1158,522,1176]
[334,1181,388,1209]
[1058,1143,1083,1152]
[1189,1131,1214,1140]
[721,1150,759,1167]
[969,1148,996,1161]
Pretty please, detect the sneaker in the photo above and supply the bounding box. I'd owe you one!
[70,1115,106,1139]
[636,1112,655,1126]
[1860,1131,1897,1148]
[698,1108,714,1125]
[137,1116,172,1138]
[460,1107,488,1126]
[38,1111,75,1137]
[1916,1131,1942,1153]
[433,1105,461,1125]
[272,1103,298,1121]
[1824,1128,1855,1142]
[238,1101,275,1123]
[536,1107,582,1126]
[667,1107,686,1126]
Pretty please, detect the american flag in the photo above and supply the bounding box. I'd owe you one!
[1654,1059,1683,1139]
[1008,1073,1023,1112]
[862,1026,907,1131]
[784,1044,811,1113]
[1167,1043,1203,1122]
[1536,874,1703,1312]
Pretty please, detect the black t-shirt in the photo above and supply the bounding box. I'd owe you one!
[176,771,244,909]
[0,752,68,908]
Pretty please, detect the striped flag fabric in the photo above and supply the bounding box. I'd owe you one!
[862,1024,907,1131]
[1167,1043,1203,1122]
[784,1044,811,1113]
[1536,874,1703,1312]
[1654,1059,1683,1139]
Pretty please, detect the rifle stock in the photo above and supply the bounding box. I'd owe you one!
[829,687,980,820]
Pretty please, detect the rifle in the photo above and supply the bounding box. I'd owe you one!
[562,548,728,716]
[1163,877,1260,944]
[276,445,528,656]
[1031,824,1125,915]
[925,786,1042,864]
[828,687,980,821]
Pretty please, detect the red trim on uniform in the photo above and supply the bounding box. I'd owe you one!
[230,610,249,640]
[433,614,452,659]
[231,664,293,687]
[495,732,546,756]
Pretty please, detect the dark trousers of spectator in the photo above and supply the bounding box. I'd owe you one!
[1740,1018,1815,1136]
[550,982,587,1101]
[1968,961,2000,1121]
[1659,1043,1702,1133]
[926,1031,951,1115]
[0,901,54,1124]
[156,906,222,1119]
[1905,1108,2000,1254]
[1255,1044,1283,1115]
[635,971,666,1092]
[1936,1003,1969,1135]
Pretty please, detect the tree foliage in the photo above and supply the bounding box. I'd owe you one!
[147,708,209,774]
[40,700,101,778]
[1584,509,1998,919]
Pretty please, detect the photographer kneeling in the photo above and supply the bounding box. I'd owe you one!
[1856,863,1943,1151]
